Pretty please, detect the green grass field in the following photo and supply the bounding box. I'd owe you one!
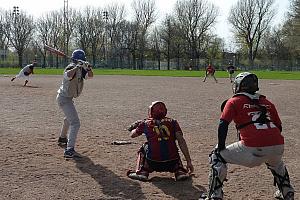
[1,67,300,80]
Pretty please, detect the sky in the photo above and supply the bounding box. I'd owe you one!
[0,0,291,48]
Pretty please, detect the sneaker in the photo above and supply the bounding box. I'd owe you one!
[64,148,75,158]
[127,171,148,181]
[274,189,294,200]
[175,170,189,181]
[58,137,67,146]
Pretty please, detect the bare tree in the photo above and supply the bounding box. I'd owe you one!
[132,0,156,69]
[228,0,275,66]
[0,10,9,61]
[282,0,300,58]
[149,27,162,69]
[174,0,218,69]
[3,11,35,67]
[35,9,76,68]
[74,7,105,66]
[160,15,174,70]
[105,4,126,68]
[121,21,139,69]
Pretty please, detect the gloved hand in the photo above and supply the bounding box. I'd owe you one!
[77,60,91,71]
[127,120,143,132]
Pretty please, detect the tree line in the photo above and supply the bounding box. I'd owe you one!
[0,0,299,70]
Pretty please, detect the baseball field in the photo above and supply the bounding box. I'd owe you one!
[0,73,299,199]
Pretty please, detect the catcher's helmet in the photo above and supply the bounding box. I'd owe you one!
[148,101,167,120]
[71,49,86,61]
[233,72,259,94]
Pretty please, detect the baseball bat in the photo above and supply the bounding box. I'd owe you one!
[44,45,68,58]
[44,45,90,66]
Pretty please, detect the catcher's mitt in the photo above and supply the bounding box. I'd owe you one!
[127,120,143,132]
[24,71,30,76]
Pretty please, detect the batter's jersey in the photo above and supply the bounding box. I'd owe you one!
[57,63,88,98]
[135,117,181,162]
[221,94,284,147]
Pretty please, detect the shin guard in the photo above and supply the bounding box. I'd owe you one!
[207,150,228,199]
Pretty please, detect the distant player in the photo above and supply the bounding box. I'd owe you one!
[127,101,194,181]
[227,63,235,82]
[11,60,37,86]
[203,63,217,83]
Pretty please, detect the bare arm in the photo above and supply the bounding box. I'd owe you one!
[86,64,94,78]
[66,66,78,78]
[176,131,194,174]
[130,129,141,138]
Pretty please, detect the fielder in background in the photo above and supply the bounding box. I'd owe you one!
[204,72,294,200]
[127,101,194,181]
[11,60,37,86]
[226,63,235,83]
[203,63,217,83]
[56,49,93,158]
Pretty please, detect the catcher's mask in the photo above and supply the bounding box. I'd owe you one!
[148,101,167,120]
[72,49,86,61]
[233,72,259,94]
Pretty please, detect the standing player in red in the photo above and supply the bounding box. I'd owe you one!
[204,72,294,200]
[203,63,217,83]
[127,101,194,181]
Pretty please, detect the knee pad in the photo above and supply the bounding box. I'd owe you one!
[207,150,228,199]
[135,144,151,174]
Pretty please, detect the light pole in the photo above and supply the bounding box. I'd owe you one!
[13,6,19,23]
[13,6,19,15]
[103,11,108,65]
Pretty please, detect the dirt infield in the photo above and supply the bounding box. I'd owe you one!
[0,75,299,200]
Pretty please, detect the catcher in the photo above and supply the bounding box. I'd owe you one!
[204,72,294,200]
[11,60,37,86]
[56,49,93,158]
[127,101,194,181]
[203,63,217,83]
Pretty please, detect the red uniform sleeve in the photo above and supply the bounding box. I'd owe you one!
[134,122,146,136]
[220,98,236,123]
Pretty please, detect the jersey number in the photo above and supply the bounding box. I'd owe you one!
[153,125,171,141]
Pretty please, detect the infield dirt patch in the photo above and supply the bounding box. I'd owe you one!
[0,75,299,199]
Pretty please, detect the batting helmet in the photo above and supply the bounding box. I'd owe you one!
[71,49,86,61]
[148,101,167,120]
[233,72,259,94]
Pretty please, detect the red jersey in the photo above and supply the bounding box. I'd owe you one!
[206,65,215,74]
[221,94,284,147]
[135,117,181,162]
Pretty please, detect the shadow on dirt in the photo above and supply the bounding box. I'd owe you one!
[74,154,146,199]
[150,176,206,200]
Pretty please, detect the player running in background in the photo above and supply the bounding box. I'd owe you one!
[227,63,235,83]
[11,60,37,86]
[127,101,194,181]
[204,72,294,200]
[203,63,217,83]
[56,49,93,158]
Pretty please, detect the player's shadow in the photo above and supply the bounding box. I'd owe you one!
[12,84,40,88]
[24,85,40,88]
[74,154,146,199]
[150,176,206,200]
